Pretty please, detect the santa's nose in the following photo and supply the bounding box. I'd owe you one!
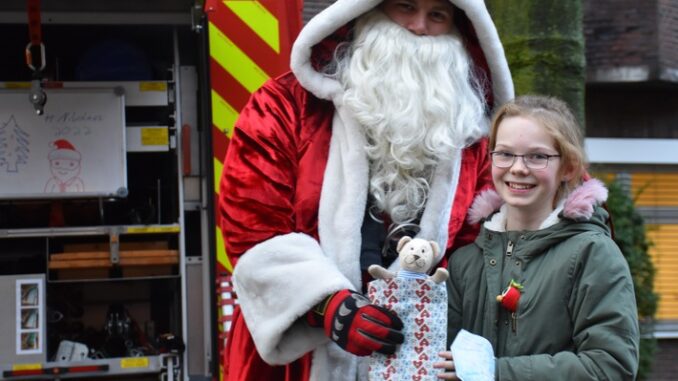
[406,14,428,35]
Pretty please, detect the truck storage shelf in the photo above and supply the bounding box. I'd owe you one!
[0,354,179,380]
[47,273,180,284]
[0,81,170,107]
[48,249,180,282]
[0,224,180,238]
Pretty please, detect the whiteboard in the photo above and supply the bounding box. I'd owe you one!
[0,88,127,199]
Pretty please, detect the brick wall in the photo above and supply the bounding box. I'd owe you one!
[648,340,678,381]
[303,0,334,24]
[584,0,678,82]
[659,0,678,72]
[584,0,659,78]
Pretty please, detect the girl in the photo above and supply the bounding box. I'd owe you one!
[435,95,639,380]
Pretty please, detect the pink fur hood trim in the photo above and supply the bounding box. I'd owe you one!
[467,178,609,224]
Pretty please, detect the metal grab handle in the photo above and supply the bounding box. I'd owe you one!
[25,42,46,72]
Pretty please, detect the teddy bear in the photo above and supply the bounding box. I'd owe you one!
[368,236,449,284]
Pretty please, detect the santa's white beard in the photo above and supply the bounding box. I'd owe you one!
[338,10,487,224]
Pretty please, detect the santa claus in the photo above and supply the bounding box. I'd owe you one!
[218,0,513,380]
[44,139,84,193]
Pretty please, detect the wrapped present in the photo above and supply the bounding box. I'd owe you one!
[367,276,447,380]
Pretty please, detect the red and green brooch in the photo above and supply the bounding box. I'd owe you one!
[496,279,523,312]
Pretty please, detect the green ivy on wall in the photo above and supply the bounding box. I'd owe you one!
[606,180,659,380]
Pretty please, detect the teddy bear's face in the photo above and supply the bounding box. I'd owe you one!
[399,239,435,273]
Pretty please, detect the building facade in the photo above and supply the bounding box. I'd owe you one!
[585,1,678,379]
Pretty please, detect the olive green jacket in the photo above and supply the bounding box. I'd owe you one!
[447,181,639,380]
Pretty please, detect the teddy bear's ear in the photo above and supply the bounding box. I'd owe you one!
[429,240,440,258]
[397,236,413,252]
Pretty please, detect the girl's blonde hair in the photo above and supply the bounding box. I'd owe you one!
[488,95,587,199]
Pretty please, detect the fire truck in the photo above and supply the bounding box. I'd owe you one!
[0,1,301,379]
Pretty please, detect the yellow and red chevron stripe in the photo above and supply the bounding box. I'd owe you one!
[206,1,301,376]
[206,0,301,276]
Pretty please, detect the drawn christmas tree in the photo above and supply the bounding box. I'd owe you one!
[0,115,30,173]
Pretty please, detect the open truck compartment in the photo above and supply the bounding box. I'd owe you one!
[0,1,211,379]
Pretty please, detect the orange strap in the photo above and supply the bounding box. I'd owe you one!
[26,0,45,71]
[27,0,42,45]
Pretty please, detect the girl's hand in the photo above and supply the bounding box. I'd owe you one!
[433,351,459,380]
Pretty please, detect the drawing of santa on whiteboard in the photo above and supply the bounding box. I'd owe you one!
[44,139,85,193]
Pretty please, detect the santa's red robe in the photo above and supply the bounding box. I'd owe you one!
[218,1,514,380]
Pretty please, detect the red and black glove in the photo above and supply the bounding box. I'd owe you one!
[307,289,403,356]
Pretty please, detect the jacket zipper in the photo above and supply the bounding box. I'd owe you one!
[506,240,516,332]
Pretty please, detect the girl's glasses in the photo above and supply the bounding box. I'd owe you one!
[490,151,561,170]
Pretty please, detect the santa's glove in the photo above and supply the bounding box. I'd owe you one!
[306,289,404,356]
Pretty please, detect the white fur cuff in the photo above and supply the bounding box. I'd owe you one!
[233,232,354,364]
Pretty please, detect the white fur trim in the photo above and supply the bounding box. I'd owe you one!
[484,202,565,232]
[539,201,565,230]
[291,0,379,100]
[313,105,369,380]
[49,150,81,161]
[468,189,503,224]
[416,149,462,265]
[309,344,361,381]
[484,203,508,232]
[232,233,353,365]
[317,104,370,290]
[453,0,514,106]
[562,178,608,220]
[290,0,514,106]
